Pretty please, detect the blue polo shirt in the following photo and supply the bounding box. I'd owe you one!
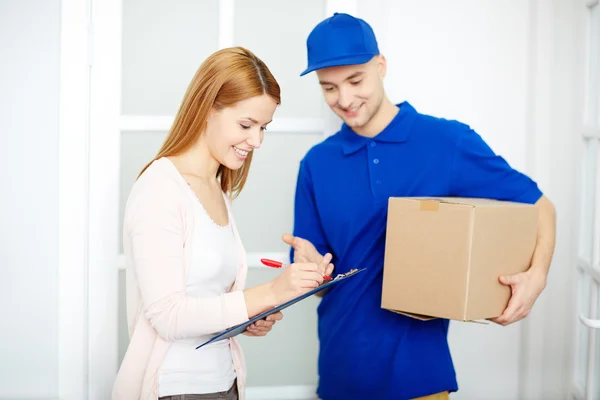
[290,102,543,400]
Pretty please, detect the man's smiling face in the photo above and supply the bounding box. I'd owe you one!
[316,55,387,133]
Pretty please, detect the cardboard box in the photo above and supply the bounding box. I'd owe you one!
[381,197,538,321]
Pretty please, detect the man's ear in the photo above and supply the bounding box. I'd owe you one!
[376,54,387,79]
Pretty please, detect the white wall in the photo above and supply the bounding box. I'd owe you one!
[0,0,61,398]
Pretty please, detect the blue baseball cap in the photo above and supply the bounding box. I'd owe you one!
[300,12,379,76]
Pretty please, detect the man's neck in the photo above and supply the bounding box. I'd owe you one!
[353,97,399,138]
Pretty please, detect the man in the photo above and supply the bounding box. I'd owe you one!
[283,12,556,400]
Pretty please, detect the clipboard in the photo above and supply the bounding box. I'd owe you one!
[196,268,366,349]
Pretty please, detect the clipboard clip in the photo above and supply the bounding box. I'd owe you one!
[333,268,360,280]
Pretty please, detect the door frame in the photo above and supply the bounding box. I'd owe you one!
[519,0,580,398]
[58,0,92,398]
[58,0,121,398]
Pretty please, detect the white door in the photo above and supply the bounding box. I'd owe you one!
[571,1,600,399]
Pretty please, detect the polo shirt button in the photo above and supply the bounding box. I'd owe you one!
[373,158,379,164]
[370,141,376,147]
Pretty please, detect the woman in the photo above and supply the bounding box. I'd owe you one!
[112,47,333,400]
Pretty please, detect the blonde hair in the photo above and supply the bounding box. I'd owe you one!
[139,46,281,197]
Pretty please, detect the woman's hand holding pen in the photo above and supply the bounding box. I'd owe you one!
[242,252,334,319]
[268,253,333,304]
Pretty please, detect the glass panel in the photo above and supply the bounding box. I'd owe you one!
[576,269,591,389]
[119,131,167,252]
[596,279,600,399]
[121,0,219,115]
[118,268,128,364]
[119,131,323,253]
[232,132,324,253]
[233,0,325,119]
[579,139,597,264]
[594,139,600,268]
[239,268,319,387]
[587,4,600,126]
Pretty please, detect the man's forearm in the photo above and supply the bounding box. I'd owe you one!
[528,195,556,283]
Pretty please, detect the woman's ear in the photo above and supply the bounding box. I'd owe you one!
[205,107,219,129]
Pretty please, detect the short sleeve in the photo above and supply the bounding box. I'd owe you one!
[450,127,543,204]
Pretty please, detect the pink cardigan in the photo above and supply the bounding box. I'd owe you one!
[112,158,250,400]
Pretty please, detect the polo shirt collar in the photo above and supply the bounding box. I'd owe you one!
[341,101,417,155]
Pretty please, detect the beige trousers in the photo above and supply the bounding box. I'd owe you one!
[412,391,450,400]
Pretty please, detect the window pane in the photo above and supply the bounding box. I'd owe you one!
[594,139,600,267]
[576,269,591,388]
[233,0,325,119]
[120,131,324,254]
[119,131,167,252]
[240,269,319,386]
[596,280,600,399]
[122,0,219,115]
[232,132,324,253]
[587,4,600,126]
[579,139,598,264]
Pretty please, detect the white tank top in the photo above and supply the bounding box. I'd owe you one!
[158,190,239,396]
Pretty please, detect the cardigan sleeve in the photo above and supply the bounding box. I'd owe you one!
[125,177,249,341]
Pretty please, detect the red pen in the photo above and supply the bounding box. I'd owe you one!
[260,258,332,281]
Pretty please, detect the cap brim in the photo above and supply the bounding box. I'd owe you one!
[300,53,377,76]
